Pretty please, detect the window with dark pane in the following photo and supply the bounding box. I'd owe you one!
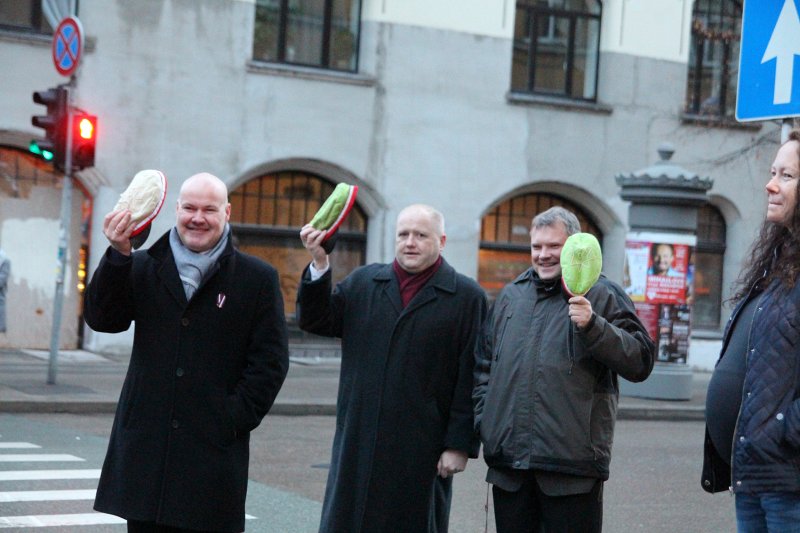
[511,0,601,101]
[0,0,52,34]
[478,192,602,300]
[229,171,366,316]
[685,0,741,118]
[692,204,726,329]
[253,0,361,72]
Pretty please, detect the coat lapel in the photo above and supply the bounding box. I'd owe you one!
[373,264,403,316]
[403,259,456,315]
[378,258,458,318]
[149,232,188,307]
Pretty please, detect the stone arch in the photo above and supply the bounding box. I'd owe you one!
[228,158,381,320]
[477,182,624,299]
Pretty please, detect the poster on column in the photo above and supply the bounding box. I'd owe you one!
[623,232,696,364]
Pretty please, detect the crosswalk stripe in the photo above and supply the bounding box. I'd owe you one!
[0,469,101,481]
[0,513,254,528]
[0,513,126,528]
[0,454,84,462]
[0,443,41,449]
[0,489,96,502]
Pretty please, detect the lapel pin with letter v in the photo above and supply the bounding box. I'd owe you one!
[217,293,226,309]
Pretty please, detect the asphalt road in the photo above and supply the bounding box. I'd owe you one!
[0,414,734,532]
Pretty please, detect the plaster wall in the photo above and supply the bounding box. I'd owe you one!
[0,187,83,349]
[362,0,515,39]
[0,34,64,130]
[601,0,694,62]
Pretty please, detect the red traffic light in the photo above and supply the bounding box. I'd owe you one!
[71,112,97,170]
[77,116,95,140]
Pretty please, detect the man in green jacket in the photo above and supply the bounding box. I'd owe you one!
[474,206,655,533]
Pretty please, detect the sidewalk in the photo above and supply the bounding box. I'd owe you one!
[0,348,708,421]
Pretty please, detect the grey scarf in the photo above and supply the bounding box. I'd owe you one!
[169,225,229,300]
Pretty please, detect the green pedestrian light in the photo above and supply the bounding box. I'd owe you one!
[29,140,54,161]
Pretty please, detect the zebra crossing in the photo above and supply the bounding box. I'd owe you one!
[0,439,124,530]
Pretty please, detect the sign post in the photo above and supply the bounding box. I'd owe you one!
[47,16,83,385]
[737,0,800,139]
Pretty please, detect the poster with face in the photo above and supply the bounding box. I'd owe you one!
[645,242,690,304]
[624,233,696,364]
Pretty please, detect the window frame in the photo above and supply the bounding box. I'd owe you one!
[253,0,363,73]
[0,0,51,35]
[511,0,602,102]
[692,204,727,330]
[684,0,742,120]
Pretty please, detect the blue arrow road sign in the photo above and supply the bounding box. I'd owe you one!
[737,0,800,121]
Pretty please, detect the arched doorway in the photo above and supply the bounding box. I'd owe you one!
[229,170,367,319]
[478,192,601,299]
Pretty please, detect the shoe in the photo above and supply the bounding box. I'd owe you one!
[114,169,168,250]
[309,183,358,253]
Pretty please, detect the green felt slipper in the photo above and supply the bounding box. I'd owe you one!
[560,232,602,296]
[309,183,358,253]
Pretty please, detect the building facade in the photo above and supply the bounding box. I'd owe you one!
[0,0,777,368]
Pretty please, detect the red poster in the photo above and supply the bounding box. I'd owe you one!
[632,302,659,341]
[644,242,690,304]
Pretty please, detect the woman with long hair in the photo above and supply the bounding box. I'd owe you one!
[702,130,800,532]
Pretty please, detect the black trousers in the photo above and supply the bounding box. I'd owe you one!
[492,477,603,533]
[127,520,227,533]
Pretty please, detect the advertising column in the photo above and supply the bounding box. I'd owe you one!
[616,143,712,400]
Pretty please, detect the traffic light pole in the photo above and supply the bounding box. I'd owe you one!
[47,81,75,385]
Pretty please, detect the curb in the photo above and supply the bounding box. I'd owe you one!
[0,401,701,420]
[617,405,705,422]
[269,403,337,416]
[0,401,338,417]
[0,401,118,414]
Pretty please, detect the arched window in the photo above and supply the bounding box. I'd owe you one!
[692,204,726,329]
[685,0,741,119]
[478,192,601,299]
[229,171,367,317]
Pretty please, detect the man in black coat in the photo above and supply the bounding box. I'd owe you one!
[297,204,487,533]
[85,172,289,532]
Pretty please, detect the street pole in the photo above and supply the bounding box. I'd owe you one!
[47,80,75,385]
[782,117,793,143]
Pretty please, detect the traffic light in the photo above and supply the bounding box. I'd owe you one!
[71,111,97,170]
[31,86,68,169]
